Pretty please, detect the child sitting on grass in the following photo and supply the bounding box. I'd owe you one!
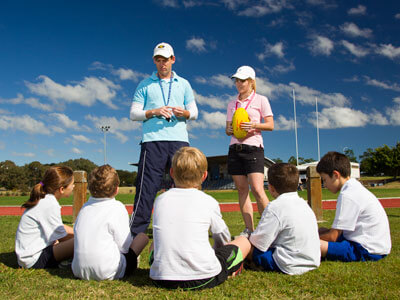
[247,163,320,275]
[72,165,148,280]
[317,151,391,262]
[15,166,75,269]
[150,147,250,290]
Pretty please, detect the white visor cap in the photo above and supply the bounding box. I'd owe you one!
[153,42,174,58]
[231,66,256,80]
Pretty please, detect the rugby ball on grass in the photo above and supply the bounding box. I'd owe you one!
[232,108,249,139]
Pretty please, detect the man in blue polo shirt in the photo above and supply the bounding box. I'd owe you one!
[129,42,198,237]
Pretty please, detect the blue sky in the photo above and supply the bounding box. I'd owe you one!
[1,0,399,171]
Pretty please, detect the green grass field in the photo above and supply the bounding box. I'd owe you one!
[1,207,400,299]
[1,188,400,206]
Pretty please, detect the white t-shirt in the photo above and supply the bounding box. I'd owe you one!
[250,192,321,275]
[15,194,67,268]
[150,188,231,281]
[72,197,133,280]
[332,178,391,255]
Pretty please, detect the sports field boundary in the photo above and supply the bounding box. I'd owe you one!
[1,198,400,216]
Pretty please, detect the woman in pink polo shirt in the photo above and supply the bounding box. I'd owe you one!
[225,66,274,237]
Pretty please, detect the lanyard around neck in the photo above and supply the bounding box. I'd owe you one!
[235,91,255,111]
[158,73,173,106]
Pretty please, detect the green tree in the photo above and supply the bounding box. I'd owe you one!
[24,161,47,188]
[272,158,283,163]
[116,170,136,186]
[344,148,358,162]
[360,143,400,177]
[0,160,24,190]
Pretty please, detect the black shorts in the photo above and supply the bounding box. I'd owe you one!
[31,245,59,269]
[228,144,265,175]
[153,245,244,290]
[123,248,138,277]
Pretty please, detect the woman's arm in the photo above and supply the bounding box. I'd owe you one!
[225,121,233,136]
[241,116,274,132]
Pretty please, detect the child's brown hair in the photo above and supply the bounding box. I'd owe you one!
[267,163,299,195]
[316,151,351,178]
[171,147,207,188]
[22,166,74,208]
[88,165,120,198]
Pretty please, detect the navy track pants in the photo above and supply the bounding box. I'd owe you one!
[129,141,189,237]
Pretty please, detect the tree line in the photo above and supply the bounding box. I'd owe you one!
[0,158,137,191]
[1,142,399,191]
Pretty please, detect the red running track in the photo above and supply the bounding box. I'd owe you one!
[1,198,400,216]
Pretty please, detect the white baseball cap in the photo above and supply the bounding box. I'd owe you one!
[153,42,174,58]
[231,66,256,80]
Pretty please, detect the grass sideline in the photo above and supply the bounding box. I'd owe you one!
[0,209,399,299]
[1,188,400,206]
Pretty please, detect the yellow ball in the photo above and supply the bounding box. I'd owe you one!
[232,108,250,139]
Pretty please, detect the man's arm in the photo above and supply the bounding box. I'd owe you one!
[319,228,342,242]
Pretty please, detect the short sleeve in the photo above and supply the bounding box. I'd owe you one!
[332,194,360,231]
[249,207,280,252]
[132,81,147,105]
[260,96,273,118]
[109,203,133,254]
[210,201,229,235]
[41,203,67,243]
[183,80,195,105]
[226,100,236,122]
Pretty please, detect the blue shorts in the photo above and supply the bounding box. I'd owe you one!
[31,245,59,269]
[327,235,387,262]
[252,247,283,273]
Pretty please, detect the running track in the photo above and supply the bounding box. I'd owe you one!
[1,198,400,216]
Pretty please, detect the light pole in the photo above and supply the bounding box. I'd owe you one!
[101,126,110,164]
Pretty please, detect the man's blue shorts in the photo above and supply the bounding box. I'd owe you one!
[327,235,387,262]
[252,247,283,273]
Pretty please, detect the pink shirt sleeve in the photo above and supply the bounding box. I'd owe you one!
[226,100,236,122]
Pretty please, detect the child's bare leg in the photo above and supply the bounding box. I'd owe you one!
[53,238,74,262]
[320,240,328,257]
[131,232,149,255]
[318,227,330,235]
[229,236,251,259]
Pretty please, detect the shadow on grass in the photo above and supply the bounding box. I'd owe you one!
[0,251,19,268]
[387,214,400,218]
[122,268,154,287]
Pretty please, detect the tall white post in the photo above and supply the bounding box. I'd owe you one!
[101,126,110,164]
[316,97,320,161]
[293,89,299,166]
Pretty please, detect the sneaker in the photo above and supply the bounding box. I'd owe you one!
[58,258,72,269]
[239,228,252,238]
[228,262,244,278]
[136,254,141,269]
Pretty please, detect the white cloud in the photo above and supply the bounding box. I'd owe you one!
[347,5,366,16]
[188,111,226,130]
[274,115,294,130]
[71,147,82,154]
[257,41,285,60]
[312,107,369,128]
[45,149,55,156]
[238,1,294,17]
[193,91,230,110]
[221,0,246,10]
[396,13,400,19]
[341,40,369,57]
[364,76,400,92]
[306,0,337,9]
[195,74,234,88]
[0,93,53,111]
[12,152,35,157]
[266,62,296,74]
[186,37,206,53]
[159,0,178,7]
[340,22,372,38]
[386,97,400,125]
[72,134,96,144]
[85,115,141,144]
[26,75,120,109]
[375,44,400,60]
[112,68,146,82]
[50,113,80,129]
[0,115,51,135]
[308,35,334,56]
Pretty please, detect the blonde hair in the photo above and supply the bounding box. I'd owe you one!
[88,165,120,198]
[171,147,208,188]
[248,78,256,92]
[22,166,73,208]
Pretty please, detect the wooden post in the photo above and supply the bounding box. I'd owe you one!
[306,166,323,222]
[73,171,87,222]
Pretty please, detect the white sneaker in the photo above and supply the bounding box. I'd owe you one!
[239,228,252,238]
[136,254,141,269]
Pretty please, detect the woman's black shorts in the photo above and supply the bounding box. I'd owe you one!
[227,144,265,175]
